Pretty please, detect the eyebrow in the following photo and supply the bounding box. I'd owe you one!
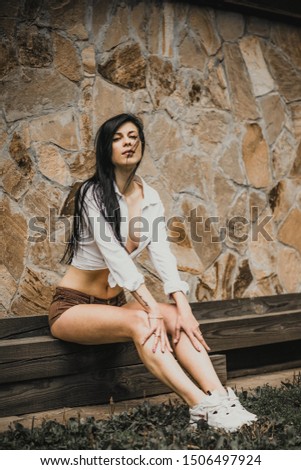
[113,130,137,136]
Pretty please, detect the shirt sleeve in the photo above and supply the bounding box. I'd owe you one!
[147,200,190,297]
[85,192,144,292]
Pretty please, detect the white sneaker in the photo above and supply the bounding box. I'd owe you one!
[189,391,249,432]
[222,387,257,423]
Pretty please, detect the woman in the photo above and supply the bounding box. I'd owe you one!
[49,113,256,432]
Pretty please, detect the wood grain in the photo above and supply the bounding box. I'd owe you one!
[200,310,301,351]
[1,293,300,338]
[1,292,300,418]
[0,355,226,417]
[0,338,141,383]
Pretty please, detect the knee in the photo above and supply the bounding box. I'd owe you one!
[128,309,150,342]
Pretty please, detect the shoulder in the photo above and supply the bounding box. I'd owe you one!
[79,180,104,212]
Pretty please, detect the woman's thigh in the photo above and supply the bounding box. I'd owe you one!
[50,304,148,345]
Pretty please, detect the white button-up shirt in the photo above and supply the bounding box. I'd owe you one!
[71,176,189,296]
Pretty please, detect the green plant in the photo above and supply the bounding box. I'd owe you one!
[1,375,300,450]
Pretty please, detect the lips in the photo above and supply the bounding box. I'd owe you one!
[122,150,134,156]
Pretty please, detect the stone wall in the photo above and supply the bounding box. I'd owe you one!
[1,0,301,317]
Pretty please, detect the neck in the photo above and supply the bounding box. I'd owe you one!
[114,167,137,196]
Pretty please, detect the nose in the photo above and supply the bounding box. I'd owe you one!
[124,136,132,146]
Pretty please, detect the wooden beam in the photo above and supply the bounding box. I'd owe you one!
[228,358,301,379]
[177,0,301,23]
[0,355,227,417]
[0,315,49,340]
[1,292,301,338]
[0,337,141,383]
[199,310,301,351]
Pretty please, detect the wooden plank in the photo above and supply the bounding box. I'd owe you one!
[0,330,225,384]
[200,310,301,351]
[1,309,300,383]
[0,355,227,417]
[1,293,301,338]
[0,315,49,340]
[191,293,301,320]
[189,0,301,23]
[224,0,301,19]
[228,358,301,380]
[0,336,137,364]
[0,338,141,384]
[224,339,301,372]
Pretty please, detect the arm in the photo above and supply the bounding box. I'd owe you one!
[148,200,210,352]
[171,291,210,352]
[147,201,190,297]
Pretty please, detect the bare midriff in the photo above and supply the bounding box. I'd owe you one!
[58,265,124,299]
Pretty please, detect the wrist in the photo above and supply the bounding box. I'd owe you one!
[148,305,161,316]
[172,292,192,316]
[171,291,188,305]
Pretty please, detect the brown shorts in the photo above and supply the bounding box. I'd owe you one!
[48,286,127,327]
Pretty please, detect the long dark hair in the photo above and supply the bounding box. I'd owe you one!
[62,113,145,264]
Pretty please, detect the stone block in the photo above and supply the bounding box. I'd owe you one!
[17,25,53,68]
[23,180,64,219]
[259,93,285,145]
[242,123,272,189]
[216,11,245,41]
[290,142,301,178]
[0,158,32,200]
[271,22,301,70]
[277,247,301,293]
[188,7,221,56]
[262,42,301,102]
[9,132,33,178]
[272,129,296,180]
[34,143,72,187]
[223,43,258,120]
[0,266,17,311]
[10,268,60,316]
[278,208,301,254]
[239,36,274,97]
[53,32,82,82]
[3,69,79,122]
[2,197,27,281]
[102,3,130,52]
[98,42,146,91]
[29,110,80,151]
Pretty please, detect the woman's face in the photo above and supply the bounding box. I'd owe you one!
[111,121,142,169]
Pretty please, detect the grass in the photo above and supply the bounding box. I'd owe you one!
[0,374,300,450]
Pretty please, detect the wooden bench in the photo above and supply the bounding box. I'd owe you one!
[0,293,300,418]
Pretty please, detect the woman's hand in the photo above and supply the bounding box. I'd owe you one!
[141,313,173,354]
[131,284,173,353]
[172,292,210,352]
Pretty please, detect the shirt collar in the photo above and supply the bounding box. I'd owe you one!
[114,175,160,208]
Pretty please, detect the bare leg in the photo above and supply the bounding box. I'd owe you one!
[126,301,226,395]
[51,304,207,407]
[171,332,226,394]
